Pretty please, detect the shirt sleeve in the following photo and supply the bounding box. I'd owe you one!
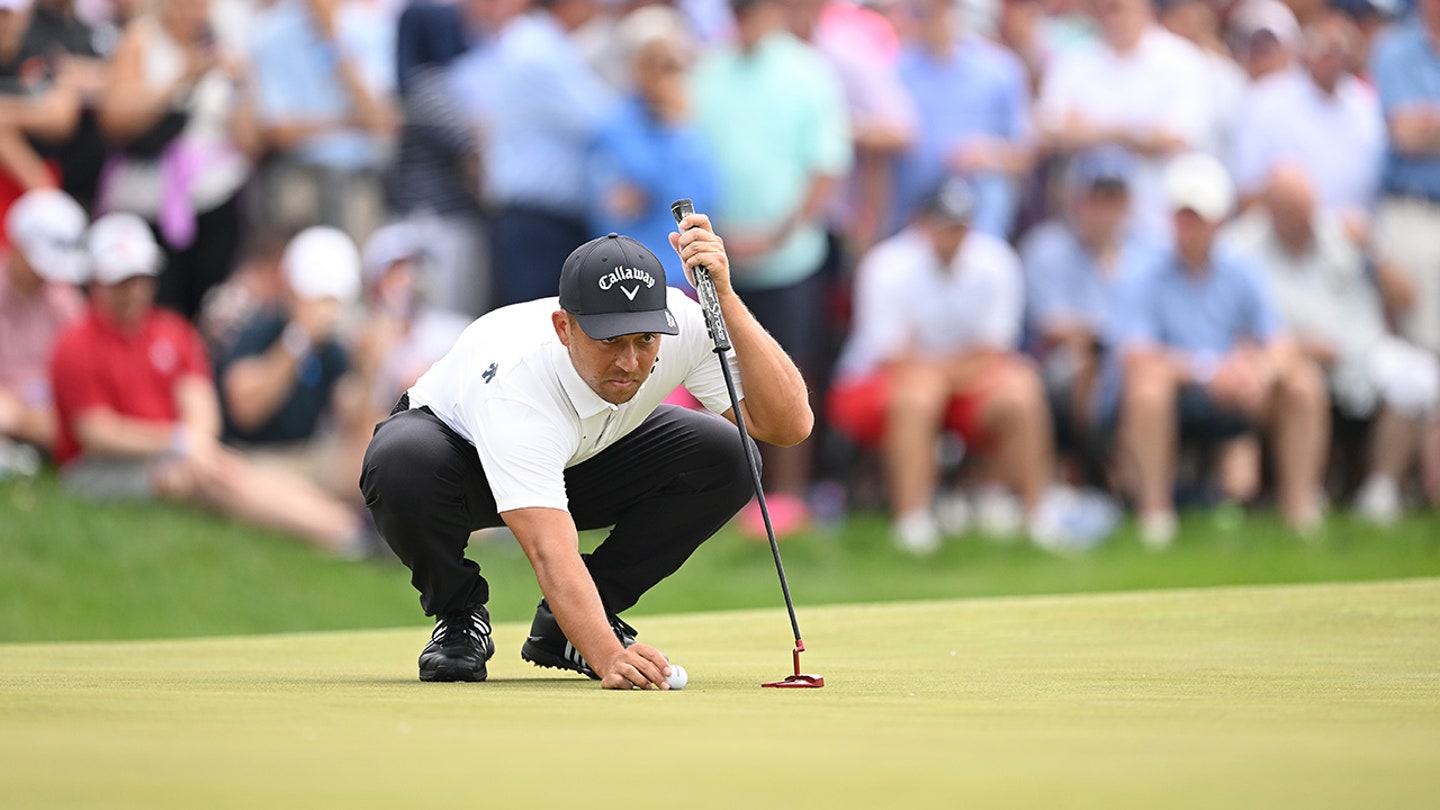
[1020,226,1076,332]
[801,58,855,177]
[1238,257,1286,343]
[1369,33,1419,114]
[49,327,108,418]
[1108,263,1162,352]
[971,241,1025,349]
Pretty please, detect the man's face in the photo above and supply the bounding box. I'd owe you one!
[1076,182,1129,238]
[554,312,661,405]
[1173,208,1217,259]
[95,275,156,329]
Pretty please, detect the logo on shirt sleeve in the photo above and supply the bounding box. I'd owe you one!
[482,362,498,384]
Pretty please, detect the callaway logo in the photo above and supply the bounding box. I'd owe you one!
[597,265,656,293]
[482,362,498,383]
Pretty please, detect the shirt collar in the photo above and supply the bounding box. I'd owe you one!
[551,340,616,419]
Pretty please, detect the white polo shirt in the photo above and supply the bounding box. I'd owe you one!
[833,226,1024,381]
[406,288,741,513]
[1037,27,1214,237]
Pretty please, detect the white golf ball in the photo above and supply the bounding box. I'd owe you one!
[666,663,688,690]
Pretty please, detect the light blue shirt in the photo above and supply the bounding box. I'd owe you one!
[587,96,719,291]
[454,12,616,216]
[692,32,853,289]
[1109,247,1285,357]
[892,36,1031,238]
[1019,219,1155,345]
[1371,23,1440,199]
[249,0,388,170]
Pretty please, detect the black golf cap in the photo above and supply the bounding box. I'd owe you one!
[559,233,679,340]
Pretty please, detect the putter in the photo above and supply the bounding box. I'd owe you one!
[670,198,824,689]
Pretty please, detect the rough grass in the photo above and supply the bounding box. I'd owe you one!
[1,580,1436,809]
[3,472,1439,642]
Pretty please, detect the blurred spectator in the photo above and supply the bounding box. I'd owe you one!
[95,0,262,321]
[829,178,1117,554]
[394,0,486,93]
[1229,10,1383,220]
[452,0,616,309]
[1157,0,1246,157]
[1369,0,1440,501]
[1370,0,1440,356]
[1231,0,1301,81]
[50,213,377,556]
[0,0,110,211]
[1225,164,1438,525]
[1112,153,1329,547]
[248,0,397,241]
[195,223,292,359]
[341,222,470,460]
[785,0,915,252]
[588,4,717,293]
[890,0,1032,240]
[1036,0,1212,238]
[384,63,486,316]
[1021,146,1153,486]
[0,188,85,452]
[692,0,853,536]
[214,226,364,503]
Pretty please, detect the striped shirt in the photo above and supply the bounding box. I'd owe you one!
[0,260,84,407]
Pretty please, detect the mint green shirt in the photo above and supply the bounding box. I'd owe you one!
[692,32,853,289]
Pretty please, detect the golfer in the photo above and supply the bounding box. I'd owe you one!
[360,214,812,689]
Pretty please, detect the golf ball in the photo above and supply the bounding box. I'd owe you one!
[666,664,688,690]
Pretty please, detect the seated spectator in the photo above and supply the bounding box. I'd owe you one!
[0,188,85,456]
[1112,153,1330,547]
[1229,10,1384,221]
[1231,0,1301,82]
[1224,165,1437,525]
[215,226,364,503]
[95,0,262,321]
[50,213,377,556]
[195,224,293,360]
[338,223,471,471]
[1020,146,1154,485]
[588,4,716,294]
[829,178,1117,555]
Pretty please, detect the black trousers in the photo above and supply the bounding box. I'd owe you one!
[359,404,755,617]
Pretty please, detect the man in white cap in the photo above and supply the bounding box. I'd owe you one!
[215,226,364,501]
[360,214,812,689]
[49,213,381,557]
[1111,153,1330,547]
[0,188,85,455]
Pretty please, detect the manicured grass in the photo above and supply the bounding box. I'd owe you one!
[3,472,1439,642]
[1,580,1437,809]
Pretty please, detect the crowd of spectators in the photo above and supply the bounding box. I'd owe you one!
[1,0,1437,556]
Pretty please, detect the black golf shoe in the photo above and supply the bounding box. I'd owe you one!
[520,599,637,680]
[418,604,496,682]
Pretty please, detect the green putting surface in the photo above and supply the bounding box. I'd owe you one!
[2,579,1437,809]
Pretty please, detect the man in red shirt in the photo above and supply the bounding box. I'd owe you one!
[50,212,380,557]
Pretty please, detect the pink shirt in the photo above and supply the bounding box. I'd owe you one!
[0,257,85,406]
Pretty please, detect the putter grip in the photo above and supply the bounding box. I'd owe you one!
[670,198,731,352]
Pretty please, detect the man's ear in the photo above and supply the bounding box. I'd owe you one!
[552,310,571,347]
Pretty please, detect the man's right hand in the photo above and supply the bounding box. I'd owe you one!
[293,297,343,342]
[599,642,674,691]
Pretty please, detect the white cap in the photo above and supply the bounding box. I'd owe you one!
[1164,152,1236,224]
[361,222,421,282]
[0,0,33,13]
[282,226,362,302]
[88,213,163,285]
[5,188,88,284]
[1233,0,1301,50]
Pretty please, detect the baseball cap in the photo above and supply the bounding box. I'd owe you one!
[88,213,163,285]
[5,188,88,285]
[361,222,422,282]
[1070,146,1136,191]
[1164,152,1236,224]
[558,233,678,340]
[282,226,362,303]
[920,176,977,224]
[1233,0,1301,50]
